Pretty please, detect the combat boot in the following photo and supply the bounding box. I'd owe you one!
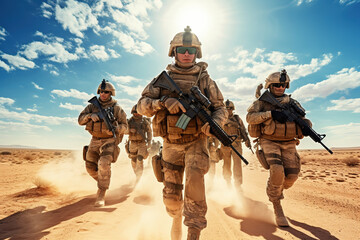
[187,227,200,240]
[94,188,106,207]
[171,216,182,240]
[272,200,289,227]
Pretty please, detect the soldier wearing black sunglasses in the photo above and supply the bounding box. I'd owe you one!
[246,70,312,227]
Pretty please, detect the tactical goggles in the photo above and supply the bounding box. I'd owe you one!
[176,47,197,54]
[100,90,110,94]
[272,83,288,88]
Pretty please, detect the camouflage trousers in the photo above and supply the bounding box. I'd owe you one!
[85,137,119,190]
[260,138,300,202]
[129,140,148,178]
[162,136,209,231]
[220,140,243,187]
[208,147,220,179]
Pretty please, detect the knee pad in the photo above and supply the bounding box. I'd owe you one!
[284,173,298,189]
[85,161,98,180]
[137,155,144,161]
[269,164,285,186]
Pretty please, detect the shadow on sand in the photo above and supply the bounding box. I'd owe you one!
[223,195,339,240]
[0,183,134,240]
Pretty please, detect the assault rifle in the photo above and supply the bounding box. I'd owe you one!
[153,71,249,165]
[259,90,333,154]
[88,96,117,139]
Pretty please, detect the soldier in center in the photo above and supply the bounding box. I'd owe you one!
[220,99,251,190]
[126,104,152,183]
[137,26,227,240]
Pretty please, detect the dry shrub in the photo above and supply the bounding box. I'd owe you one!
[23,154,36,161]
[54,152,61,156]
[1,151,11,155]
[343,158,360,167]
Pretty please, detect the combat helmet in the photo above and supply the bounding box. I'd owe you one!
[225,99,235,110]
[97,79,116,96]
[168,26,202,58]
[265,69,290,89]
[131,104,137,114]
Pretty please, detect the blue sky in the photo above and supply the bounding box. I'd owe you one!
[0,0,359,150]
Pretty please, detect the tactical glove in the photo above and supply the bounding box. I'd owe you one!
[201,122,215,137]
[164,98,186,114]
[90,113,100,122]
[271,110,288,123]
[301,126,311,136]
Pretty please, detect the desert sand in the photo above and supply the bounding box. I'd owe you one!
[0,147,359,240]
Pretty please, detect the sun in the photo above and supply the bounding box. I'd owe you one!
[162,0,230,54]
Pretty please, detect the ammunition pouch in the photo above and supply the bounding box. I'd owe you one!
[85,120,113,138]
[112,145,120,163]
[256,146,269,170]
[248,124,261,138]
[83,145,89,161]
[152,154,164,182]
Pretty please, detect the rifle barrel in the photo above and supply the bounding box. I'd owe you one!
[231,145,249,165]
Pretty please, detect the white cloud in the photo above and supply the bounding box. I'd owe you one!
[27,104,38,112]
[202,53,222,61]
[55,0,99,38]
[43,63,60,75]
[327,98,360,113]
[32,81,44,90]
[41,2,53,19]
[50,70,59,76]
[90,45,109,61]
[0,120,51,131]
[0,26,7,41]
[339,0,360,5]
[51,89,92,100]
[292,67,360,102]
[108,48,120,58]
[297,0,314,6]
[0,53,36,70]
[0,59,13,71]
[59,102,85,111]
[115,82,147,97]
[33,95,39,98]
[0,97,15,105]
[110,74,141,84]
[222,47,332,82]
[21,41,79,63]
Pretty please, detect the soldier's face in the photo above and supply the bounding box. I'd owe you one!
[176,51,195,63]
[100,90,111,101]
[270,84,286,96]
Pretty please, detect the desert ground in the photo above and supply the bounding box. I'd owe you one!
[0,146,359,240]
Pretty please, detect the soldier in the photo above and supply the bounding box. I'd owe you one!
[246,70,312,227]
[78,80,128,207]
[125,104,152,183]
[148,139,162,160]
[137,26,227,240]
[207,137,221,186]
[220,99,251,190]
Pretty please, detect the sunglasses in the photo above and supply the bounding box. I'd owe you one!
[100,90,110,94]
[176,47,197,54]
[272,83,288,88]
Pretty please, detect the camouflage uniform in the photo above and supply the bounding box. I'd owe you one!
[137,63,227,234]
[208,137,220,179]
[126,113,152,181]
[220,113,250,188]
[78,97,127,190]
[246,70,311,226]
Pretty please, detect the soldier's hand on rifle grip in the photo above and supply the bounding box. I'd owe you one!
[245,140,251,148]
[301,126,311,136]
[201,122,214,137]
[271,110,287,123]
[90,113,100,122]
[104,129,113,136]
[164,98,186,114]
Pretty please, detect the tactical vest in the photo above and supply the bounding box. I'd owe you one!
[249,96,304,141]
[224,115,241,137]
[128,117,147,141]
[152,71,206,143]
[85,103,116,138]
